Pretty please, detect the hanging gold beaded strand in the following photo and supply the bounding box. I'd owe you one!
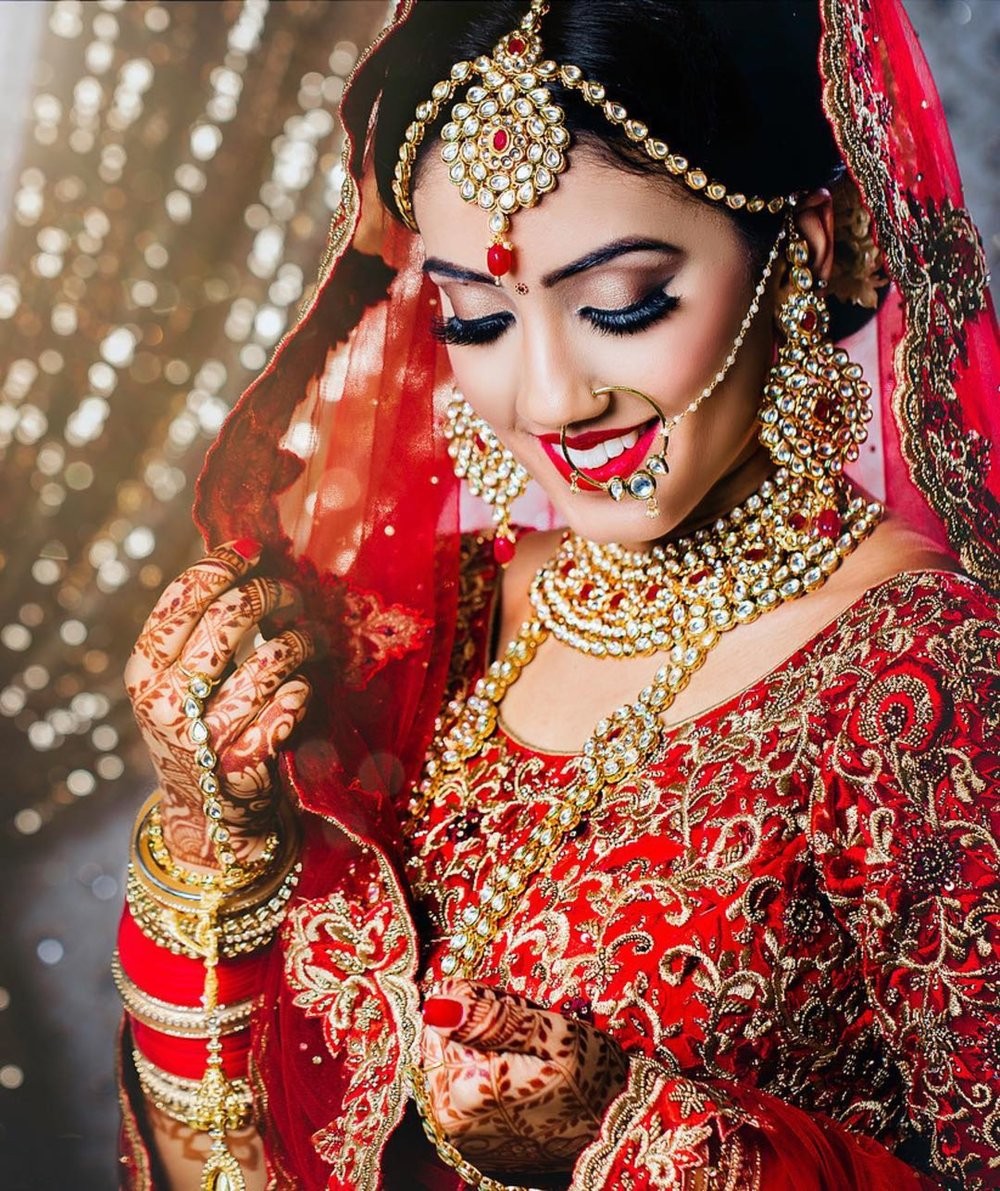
[410,470,882,980]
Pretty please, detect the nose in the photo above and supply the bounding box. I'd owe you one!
[513,315,605,433]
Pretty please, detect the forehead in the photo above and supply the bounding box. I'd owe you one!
[412,149,735,278]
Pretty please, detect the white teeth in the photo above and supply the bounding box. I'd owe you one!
[556,425,642,469]
[568,441,610,468]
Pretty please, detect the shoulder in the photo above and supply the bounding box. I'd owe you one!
[805,512,997,687]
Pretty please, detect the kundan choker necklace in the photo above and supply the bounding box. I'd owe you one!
[410,469,883,980]
[530,469,873,657]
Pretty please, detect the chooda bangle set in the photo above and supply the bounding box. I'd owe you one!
[121,666,302,1191]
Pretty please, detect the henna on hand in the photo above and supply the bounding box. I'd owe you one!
[125,542,316,867]
[420,979,629,1175]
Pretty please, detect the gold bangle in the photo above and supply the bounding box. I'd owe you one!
[126,860,301,959]
[132,1047,253,1130]
[405,1065,543,1191]
[126,792,302,958]
[147,803,281,893]
[131,792,299,908]
[112,952,255,1038]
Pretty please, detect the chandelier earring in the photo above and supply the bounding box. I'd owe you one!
[445,394,529,566]
[759,219,874,540]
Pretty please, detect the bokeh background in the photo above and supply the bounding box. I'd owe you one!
[0,1,995,1187]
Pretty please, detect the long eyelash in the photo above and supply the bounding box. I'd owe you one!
[429,312,513,346]
[584,290,680,337]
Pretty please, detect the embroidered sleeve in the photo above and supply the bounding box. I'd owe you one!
[811,586,1000,1190]
[571,1055,936,1190]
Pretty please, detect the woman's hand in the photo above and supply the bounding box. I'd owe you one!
[419,978,629,1176]
[124,539,318,866]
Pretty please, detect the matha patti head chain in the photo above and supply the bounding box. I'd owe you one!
[393,0,791,280]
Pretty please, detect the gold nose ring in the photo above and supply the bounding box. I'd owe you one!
[559,386,668,518]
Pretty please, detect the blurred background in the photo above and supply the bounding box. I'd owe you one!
[0,0,995,1186]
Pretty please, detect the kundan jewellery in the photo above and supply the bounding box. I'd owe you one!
[123,670,301,1191]
[759,219,874,506]
[393,0,792,280]
[405,469,882,1189]
[446,394,530,565]
[558,226,787,515]
[416,476,884,971]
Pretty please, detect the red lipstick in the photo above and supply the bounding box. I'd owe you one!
[538,418,661,487]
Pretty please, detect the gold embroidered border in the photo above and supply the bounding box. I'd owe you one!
[284,843,420,1189]
[116,1020,154,1191]
[820,0,997,589]
[571,1058,760,1190]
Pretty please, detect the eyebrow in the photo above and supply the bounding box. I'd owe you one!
[421,236,681,288]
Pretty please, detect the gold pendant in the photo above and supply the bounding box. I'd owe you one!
[201,1139,246,1191]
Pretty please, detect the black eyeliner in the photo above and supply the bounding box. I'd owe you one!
[583,289,679,336]
[429,286,679,347]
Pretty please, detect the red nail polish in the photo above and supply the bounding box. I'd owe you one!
[422,996,466,1030]
[233,537,262,560]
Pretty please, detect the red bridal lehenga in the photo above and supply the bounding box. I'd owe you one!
[117,1,999,1188]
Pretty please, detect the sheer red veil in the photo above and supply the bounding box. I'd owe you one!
[188,1,997,1182]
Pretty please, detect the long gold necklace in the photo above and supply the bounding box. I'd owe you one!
[410,469,882,978]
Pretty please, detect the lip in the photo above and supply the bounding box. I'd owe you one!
[538,418,661,488]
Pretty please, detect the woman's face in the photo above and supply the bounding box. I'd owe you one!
[413,149,781,546]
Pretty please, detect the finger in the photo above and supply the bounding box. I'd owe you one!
[423,980,571,1059]
[212,625,318,717]
[220,677,312,796]
[127,539,262,682]
[176,578,300,682]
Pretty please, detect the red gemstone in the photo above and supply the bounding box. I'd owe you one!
[812,396,834,422]
[687,568,710,585]
[487,242,512,277]
[579,583,594,601]
[608,592,626,610]
[644,584,660,602]
[473,433,486,452]
[507,36,526,54]
[493,534,516,566]
[799,308,818,333]
[745,548,768,562]
[560,560,574,577]
[817,508,840,538]
[788,512,808,532]
[492,128,509,152]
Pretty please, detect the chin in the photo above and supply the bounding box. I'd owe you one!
[543,485,682,547]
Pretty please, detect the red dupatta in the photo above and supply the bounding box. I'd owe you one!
[186,1,998,1184]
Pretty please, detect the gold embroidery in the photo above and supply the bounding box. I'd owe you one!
[283,850,420,1189]
[116,1021,154,1191]
[408,570,998,1185]
[820,1,996,589]
[571,1058,758,1190]
[340,582,432,690]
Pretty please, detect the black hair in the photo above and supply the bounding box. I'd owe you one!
[371,1,873,336]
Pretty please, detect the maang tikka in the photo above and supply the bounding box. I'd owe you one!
[393,0,791,282]
[445,395,529,566]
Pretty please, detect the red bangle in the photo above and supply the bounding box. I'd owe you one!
[118,905,268,1005]
[130,1019,252,1081]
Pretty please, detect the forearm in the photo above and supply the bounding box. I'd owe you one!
[146,1104,267,1191]
[115,792,301,1191]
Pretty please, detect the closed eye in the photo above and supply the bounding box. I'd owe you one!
[580,288,679,336]
[430,310,514,347]
[430,286,679,347]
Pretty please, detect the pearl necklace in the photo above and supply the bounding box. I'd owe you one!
[410,470,882,977]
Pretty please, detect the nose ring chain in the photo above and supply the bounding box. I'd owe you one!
[560,225,787,516]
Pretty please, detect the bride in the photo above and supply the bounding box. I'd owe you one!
[115,2,999,1188]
